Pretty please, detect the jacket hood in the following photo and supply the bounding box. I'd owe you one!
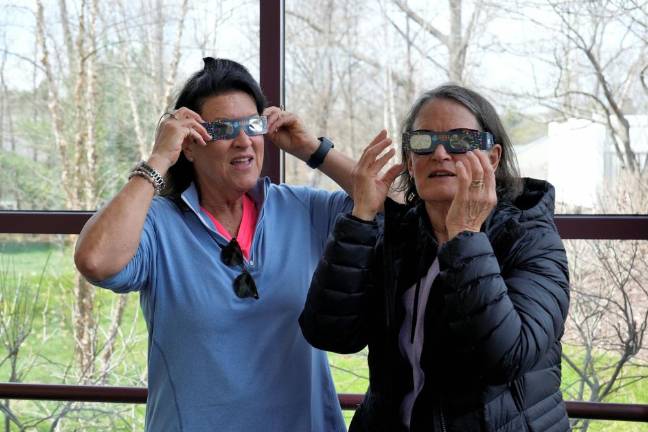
[483,178,557,237]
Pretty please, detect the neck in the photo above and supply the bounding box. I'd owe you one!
[424,201,450,244]
[200,184,245,237]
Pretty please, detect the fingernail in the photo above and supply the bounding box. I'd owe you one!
[456,161,463,167]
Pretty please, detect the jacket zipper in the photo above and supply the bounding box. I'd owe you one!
[509,379,525,413]
[428,402,447,432]
[440,405,447,432]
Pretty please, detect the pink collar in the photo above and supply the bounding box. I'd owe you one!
[201,194,258,260]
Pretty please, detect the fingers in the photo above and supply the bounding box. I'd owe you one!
[159,108,210,144]
[264,106,282,133]
[184,127,207,148]
[380,163,403,188]
[267,111,296,135]
[359,131,392,166]
[373,147,395,171]
[264,106,297,135]
[458,150,498,197]
[367,139,394,167]
[167,119,208,146]
[173,107,204,123]
[361,130,388,157]
[184,118,211,143]
[464,151,484,183]
[474,149,496,193]
[454,160,471,197]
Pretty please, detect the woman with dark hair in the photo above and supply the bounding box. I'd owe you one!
[74,57,367,431]
[300,84,571,431]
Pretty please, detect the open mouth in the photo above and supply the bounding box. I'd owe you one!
[428,171,456,178]
[231,157,254,166]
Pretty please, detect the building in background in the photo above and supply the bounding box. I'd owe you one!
[516,115,648,211]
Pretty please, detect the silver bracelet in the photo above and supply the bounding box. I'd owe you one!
[128,161,165,194]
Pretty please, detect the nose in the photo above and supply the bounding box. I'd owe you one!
[430,143,451,161]
[232,128,252,148]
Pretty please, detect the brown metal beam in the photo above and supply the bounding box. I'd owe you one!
[259,0,284,183]
[0,384,646,422]
[1,211,648,239]
[0,211,93,234]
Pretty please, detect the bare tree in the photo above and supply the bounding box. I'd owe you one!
[110,0,190,159]
[562,171,648,431]
[0,257,45,431]
[496,0,647,172]
[390,0,489,84]
[34,0,146,388]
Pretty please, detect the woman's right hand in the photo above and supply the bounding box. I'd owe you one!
[150,107,211,172]
[351,130,403,221]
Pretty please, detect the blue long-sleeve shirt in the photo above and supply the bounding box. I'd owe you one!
[92,178,351,431]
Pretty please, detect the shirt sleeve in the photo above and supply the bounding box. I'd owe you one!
[87,206,157,294]
[282,185,353,246]
[307,188,353,244]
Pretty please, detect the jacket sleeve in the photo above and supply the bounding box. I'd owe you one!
[299,213,379,354]
[437,224,570,384]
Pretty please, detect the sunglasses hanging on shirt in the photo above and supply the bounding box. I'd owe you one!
[221,238,259,300]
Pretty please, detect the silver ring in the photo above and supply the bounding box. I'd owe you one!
[159,112,177,122]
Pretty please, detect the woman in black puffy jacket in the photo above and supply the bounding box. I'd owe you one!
[299,85,571,432]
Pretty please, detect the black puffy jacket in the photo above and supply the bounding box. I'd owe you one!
[300,179,571,432]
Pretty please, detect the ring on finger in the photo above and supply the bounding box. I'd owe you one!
[470,179,485,189]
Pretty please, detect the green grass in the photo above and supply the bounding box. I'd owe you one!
[328,352,369,425]
[0,238,148,430]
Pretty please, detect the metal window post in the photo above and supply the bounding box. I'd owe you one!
[260,0,285,183]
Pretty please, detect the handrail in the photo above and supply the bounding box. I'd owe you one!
[1,212,648,239]
[0,383,647,422]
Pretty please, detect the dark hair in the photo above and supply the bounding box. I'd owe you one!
[396,84,522,204]
[161,57,267,201]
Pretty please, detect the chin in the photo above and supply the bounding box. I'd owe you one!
[240,173,261,191]
[418,188,457,204]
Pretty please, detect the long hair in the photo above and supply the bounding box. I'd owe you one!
[160,57,267,202]
[396,84,522,205]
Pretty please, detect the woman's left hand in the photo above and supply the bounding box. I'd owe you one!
[263,106,319,161]
[446,150,498,240]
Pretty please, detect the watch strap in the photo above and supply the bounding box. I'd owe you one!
[307,137,335,169]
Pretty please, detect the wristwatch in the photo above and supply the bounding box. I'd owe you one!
[306,137,335,169]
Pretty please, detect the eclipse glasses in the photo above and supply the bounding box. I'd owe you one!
[403,128,494,154]
[202,115,268,141]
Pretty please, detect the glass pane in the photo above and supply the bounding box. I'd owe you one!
[0,234,148,427]
[0,0,259,211]
[2,400,146,431]
[284,0,647,214]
